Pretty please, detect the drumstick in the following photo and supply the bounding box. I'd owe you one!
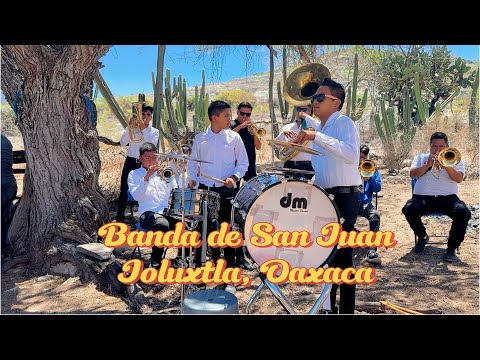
[200,173,237,189]
[200,173,227,185]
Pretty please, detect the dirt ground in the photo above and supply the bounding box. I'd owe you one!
[2,170,478,315]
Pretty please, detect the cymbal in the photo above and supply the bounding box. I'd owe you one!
[155,153,213,164]
[265,167,316,175]
[266,139,323,156]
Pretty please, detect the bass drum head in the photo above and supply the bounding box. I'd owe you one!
[244,180,340,269]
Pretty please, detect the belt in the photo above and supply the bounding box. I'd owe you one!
[325,186,361,194]
[285,160,311,165]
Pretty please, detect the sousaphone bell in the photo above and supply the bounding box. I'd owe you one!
[283,63,332,106]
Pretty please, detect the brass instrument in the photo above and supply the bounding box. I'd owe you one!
[433,147,461,171]
[156,154,175,182]
[359,159,377,178]
[275,63,331,161]
[129,102,145,143]
[283,63,331,106]
[248,123,266,138]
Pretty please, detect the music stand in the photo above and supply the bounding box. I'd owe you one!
[156,153,212,313]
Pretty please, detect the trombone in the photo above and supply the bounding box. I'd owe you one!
[359,159,377,178]
[433,147,461,172]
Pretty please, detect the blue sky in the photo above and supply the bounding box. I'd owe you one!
[99,45,479,97]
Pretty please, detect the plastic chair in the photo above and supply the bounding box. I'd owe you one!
[126,191,138,228]
[411,178,450,245]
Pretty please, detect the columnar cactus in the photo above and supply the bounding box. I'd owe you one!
[345,53,368,121]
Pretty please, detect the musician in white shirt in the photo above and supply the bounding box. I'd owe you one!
[187,100,248,284]
[116,104,160,223]
[274,103,319,179]
[128,142,177,268]
[292,78,361,314]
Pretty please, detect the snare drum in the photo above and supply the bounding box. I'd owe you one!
[166,188,220,220]
[231,174,340,268]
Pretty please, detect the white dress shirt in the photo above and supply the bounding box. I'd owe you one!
[275,115,320,161]
[411,152,464,196]
[128,166,178,217]
[188,126,249,187]
[311,111,362,189]
[120,125,160,159]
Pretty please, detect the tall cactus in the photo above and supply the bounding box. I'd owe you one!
[193,70,209,135]
[414,71,460,125]
[277,46,293,122]
[152,45,166,152]
[345,53,368,121]
[469,69,479,132]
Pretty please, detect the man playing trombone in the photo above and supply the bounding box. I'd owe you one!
[358,144,382,264]
[402,132,471,262]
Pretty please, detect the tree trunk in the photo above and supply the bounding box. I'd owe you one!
[1,45,111,271]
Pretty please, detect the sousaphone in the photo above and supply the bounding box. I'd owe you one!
[283,63,331,106]
[274,63,331,161]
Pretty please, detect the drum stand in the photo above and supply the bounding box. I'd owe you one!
[179,166,209,314]
[245,272,332,315]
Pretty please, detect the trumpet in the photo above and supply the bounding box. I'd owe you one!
[158,167,175,182]
[247,123,266,138]
[129,102,145,143]
[433,147,461,171]
[359,159,377,178]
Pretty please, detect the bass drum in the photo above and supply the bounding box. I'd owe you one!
[231,174,340,268]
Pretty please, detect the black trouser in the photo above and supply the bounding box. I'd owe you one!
[402,194,471,250]
[324,188,360,314]
[243,169,257,182]
[283,160,314,180]
[1,181,17,251]
[199,183,243,268]
[358,203,380,252]
[116,157,141,222]
[139,211,176,264]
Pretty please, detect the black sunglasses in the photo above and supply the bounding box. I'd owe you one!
[142,112,152,116]
[239,111,251,117]
[311,93,339,102]
[296,107,309,112]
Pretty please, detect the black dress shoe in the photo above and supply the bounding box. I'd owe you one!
[414,235,429,253]
[238,259,256,271]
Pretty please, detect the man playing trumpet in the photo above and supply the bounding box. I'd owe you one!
[402,132,471,262]
[358,144,382,264]
[230,101,262,182]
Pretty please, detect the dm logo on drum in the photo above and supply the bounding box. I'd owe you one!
[280,193,308,211]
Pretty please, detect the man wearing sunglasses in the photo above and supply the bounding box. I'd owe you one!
[274,103,319,178]
[116,104,159,223]
[230,101,262,182]
[293,78,361,314]
[228,101,260,271]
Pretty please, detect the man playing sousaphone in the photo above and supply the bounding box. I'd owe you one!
[274,102,319,179]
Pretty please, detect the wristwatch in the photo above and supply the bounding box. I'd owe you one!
[231,175,239,182]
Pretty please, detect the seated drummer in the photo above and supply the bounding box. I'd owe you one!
[127,142,178,269]
[274,103,319,179]
[187,100,249,292]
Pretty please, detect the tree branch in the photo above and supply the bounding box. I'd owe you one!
[296,45,312,63]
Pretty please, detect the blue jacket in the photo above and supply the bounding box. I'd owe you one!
[360,170,382,205]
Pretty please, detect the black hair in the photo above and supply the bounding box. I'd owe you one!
[237,101,253,111]
[430,132,449,145]
[142,105,154,113]
[139,142,157,155]
[360,144,370,156]
[321,78,346,110]
[208,100,231,121]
